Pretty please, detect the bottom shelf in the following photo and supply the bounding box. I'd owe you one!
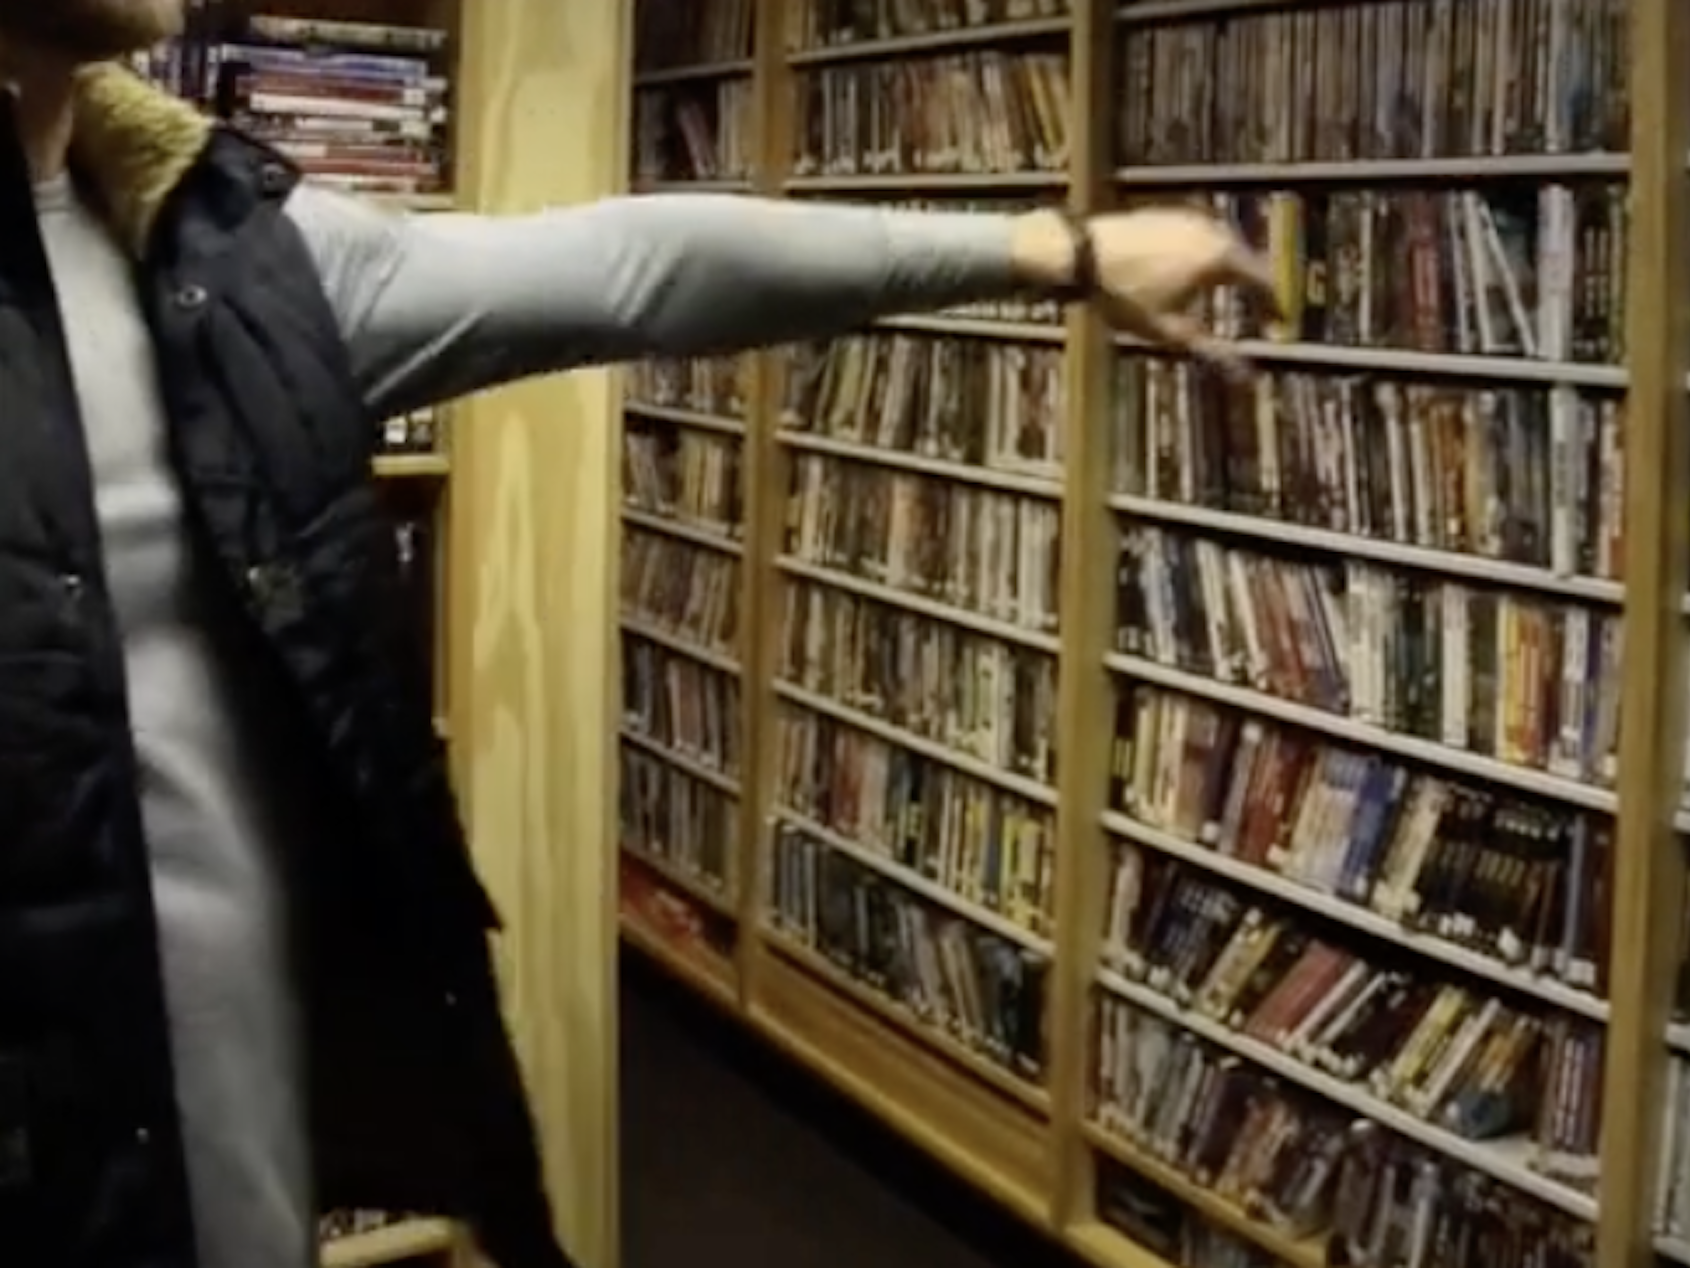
[749,942,1054,1223]
[766,931,1050,1114]
[1081,1124,1324,1268]
[1069,1220,1181,1268]
[632,902,1436,1268]
[638,930,1349,1268]
[618,854,739,1007]
[619,911,739,1008]
[321,1218,456,1268]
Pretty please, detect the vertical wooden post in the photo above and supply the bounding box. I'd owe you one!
[738,0,794,1004]
[1594,0,1690,1263]
[451,3,633,1266]
[1047,0,1116,1234]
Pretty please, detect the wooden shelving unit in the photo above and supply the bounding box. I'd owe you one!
[615,2,1690,1268]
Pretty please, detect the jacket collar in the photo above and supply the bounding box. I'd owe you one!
[68,62,214,258]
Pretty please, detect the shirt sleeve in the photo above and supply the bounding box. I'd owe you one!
[283,184,1025,419]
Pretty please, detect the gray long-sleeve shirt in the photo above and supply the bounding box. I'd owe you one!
[32,175,1023,1268]
[290,189,1022,415]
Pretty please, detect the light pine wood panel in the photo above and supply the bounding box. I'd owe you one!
[451,3,631,1268]
[1047,0,1115,1232]
[1596,0,1690,1263]
[738,0,792,1002]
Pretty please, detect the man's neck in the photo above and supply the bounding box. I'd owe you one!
[2,54,77,182]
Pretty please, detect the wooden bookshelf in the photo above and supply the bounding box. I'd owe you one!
[615,2,1690,1268]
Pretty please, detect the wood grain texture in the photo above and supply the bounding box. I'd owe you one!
[1595,0,1690,1263]
[737,0,794,1003]
[1046,0,1115,1231]
[452,3,631,1267]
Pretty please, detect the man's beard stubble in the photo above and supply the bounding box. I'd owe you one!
[0,0,183,61]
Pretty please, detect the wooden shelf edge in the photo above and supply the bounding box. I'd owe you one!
[748,1000,1050,1225]
[321,1218,456,1268]
[620,844,738,918]
[618,913,741,1011]
[753,999,1195,1268]
[764,931,1052,1114]
[364,192,458,213]
[1067,1221,1181,1268]
[1080,1123,1326,1268]
[374,454,451,479]
[614,934,1202,1268]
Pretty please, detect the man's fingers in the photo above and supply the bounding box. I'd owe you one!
[1179,232,1281,318]
[1221,241,1283,317]
[1143,309,1202,347]
[1100,263,1259,382]
[1148,311,1255,382]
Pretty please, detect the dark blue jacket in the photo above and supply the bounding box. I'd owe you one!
[0,67,565,1268]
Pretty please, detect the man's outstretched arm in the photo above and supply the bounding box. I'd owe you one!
[286,188,1046,419]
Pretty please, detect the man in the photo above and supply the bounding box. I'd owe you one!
[0,3,1277,1268]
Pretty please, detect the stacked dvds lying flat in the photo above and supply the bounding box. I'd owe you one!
[130,1,451,198]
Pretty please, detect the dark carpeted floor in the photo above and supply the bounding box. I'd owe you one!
[618,947,1081,1268]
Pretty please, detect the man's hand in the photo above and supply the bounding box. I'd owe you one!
[1010,206,1279,377]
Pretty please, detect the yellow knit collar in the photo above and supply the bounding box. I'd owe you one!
[67,62,215,256]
